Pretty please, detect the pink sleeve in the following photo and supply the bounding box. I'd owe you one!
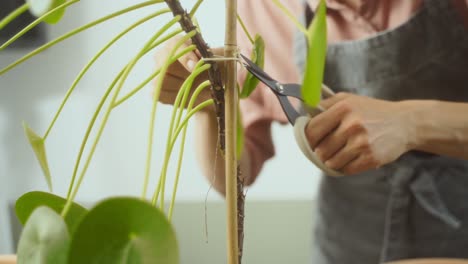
[237,0,301,184]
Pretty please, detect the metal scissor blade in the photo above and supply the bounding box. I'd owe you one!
[240,54,278,90]
[277,96,300,125]
[240,54,302,125]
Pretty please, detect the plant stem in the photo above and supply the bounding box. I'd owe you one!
[272,0,308,35]
[189,0,204,17]
[156,62,209,209]
[43,9,169,140]
[0,0,80,51]
[152,99,215,206]
[225,0,239,263]
[168,80,211,220]
[146,30,196,206]
[236,14,253,44]
[164,0,225,153]
[61,16,180,217]
[64,13,175,201]
[0,3,29,31]
[65,69,124,200]
[113,29,188,108]
[0,0,164,75]
[150,97,213,204]
[237,164,245,262]
[135,46,195,199]
[169,99,214,148]
[144,55,204,202]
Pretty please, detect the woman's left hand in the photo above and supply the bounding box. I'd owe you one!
[305,92,415,175]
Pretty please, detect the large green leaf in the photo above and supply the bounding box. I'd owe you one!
[17,206,70,264]
[302,0,327,107]
[27,0,67,24]
[16,191,88,233]
[69,197,179,264]
[23,122,52,191]
[240,34,265,99]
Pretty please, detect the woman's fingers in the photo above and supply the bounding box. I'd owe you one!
[178,48,200,72]
[153,35,225,107]
[323,142,358,171]
[319,92,350,109]
[341,154,379,175]
[155,36,199,72]
[314,127,347,162]
[305,100,351,148]
[165,59,190,79]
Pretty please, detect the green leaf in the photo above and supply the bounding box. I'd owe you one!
[17,206,70,264]
[240,34,265,99]
[23,122,53,191]
[69,197,179,264]
[27,0,67,24]
[302,0,327,107]
[16,191,88,233]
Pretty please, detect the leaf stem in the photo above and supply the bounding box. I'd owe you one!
[113,29,188,108]
[65,27,184,202]
[151,99,214,209]
[0,0,79,50]
[151,62,208,202]
[65,69,124,201]
[236,14,253,44]
[189,0,204,17]
[271,0,308,35]
[154,62,210,209]
[137,46,196,199]
[168,80,211,220]
[146,30,197,206]
[140,28,194,202]
[170,100,214,151]
[0,0,164,75]
[0,3,29,31]
[43,9,170,140]
[173,64,207,133]
[61,15,181,218]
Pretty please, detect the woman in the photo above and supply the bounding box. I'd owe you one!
[156,0,468,263]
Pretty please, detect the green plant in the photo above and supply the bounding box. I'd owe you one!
[272,0,327,107]
[1,0,326,263]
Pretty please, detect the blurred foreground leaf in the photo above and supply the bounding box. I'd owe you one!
[17,206,70,264]
[302,0,327,107]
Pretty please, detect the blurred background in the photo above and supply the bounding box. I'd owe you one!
[0,0,321,262]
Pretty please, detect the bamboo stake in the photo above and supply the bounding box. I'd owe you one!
[224,0,239,263]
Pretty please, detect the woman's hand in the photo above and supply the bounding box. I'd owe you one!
[305,93,415,175]
[154,36,223,107]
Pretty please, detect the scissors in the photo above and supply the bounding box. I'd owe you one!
[240,54,343,176]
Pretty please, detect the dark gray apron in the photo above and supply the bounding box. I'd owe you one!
[294,0,468,263]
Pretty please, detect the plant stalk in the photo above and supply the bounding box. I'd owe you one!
[44,9,170,141]
[225,0,239,263]
[62,18,178,217]
[0,3,29,31]
[163,0,225,154]
[0,0,163,75]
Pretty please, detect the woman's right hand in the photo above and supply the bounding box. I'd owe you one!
[154,36,222,107]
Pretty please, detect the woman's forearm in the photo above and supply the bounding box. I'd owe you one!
[405,100,468,159]
[194,107,251,196]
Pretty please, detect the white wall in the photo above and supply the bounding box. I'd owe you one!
[0,0,321,253]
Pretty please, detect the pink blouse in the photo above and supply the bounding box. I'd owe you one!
[237,0,468,184]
